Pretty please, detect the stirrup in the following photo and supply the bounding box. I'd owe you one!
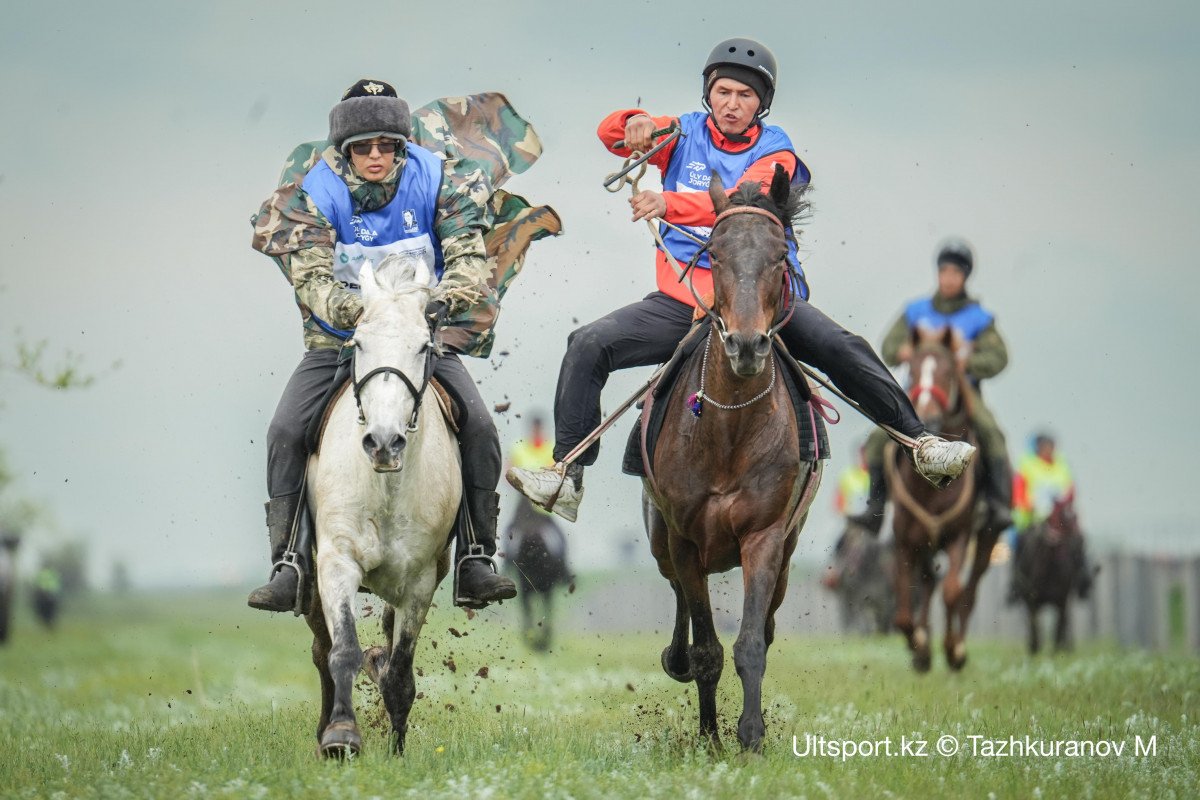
[271,551,308,616]
[453,544,500,609]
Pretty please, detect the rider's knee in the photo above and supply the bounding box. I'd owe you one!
[267,412,305,452]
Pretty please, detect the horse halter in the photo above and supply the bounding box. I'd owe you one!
[706,205,796,341]
[349,336,436,433]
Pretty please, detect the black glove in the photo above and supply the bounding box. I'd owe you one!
[424,299,450,330]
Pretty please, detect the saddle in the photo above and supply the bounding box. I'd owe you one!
[622,319,829,477]
[305,355,460,454]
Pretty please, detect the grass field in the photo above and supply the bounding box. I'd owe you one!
[1,580,1196,799]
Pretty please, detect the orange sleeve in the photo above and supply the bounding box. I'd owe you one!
[662,150,800,227]
[1013,473,1029,511]
[597,109,680,172]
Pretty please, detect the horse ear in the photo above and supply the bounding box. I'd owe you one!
[358,259,379,302]
[768,163,790,211]
[709,172,729,214]
[941,326,955,350]
[412,259,432,289]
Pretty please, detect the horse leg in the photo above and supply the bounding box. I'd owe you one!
[315,552,366,758]
[670,536,723,749]
[892,538,915,642]
[379,571,438,755]
[661,580,693,682]
[1053,599,1072,653]
[949,529,997,670]
[1028,601,1041,654]
[541,588,554,650]
[363,604,395,686]
[911,549,937,673]
[941,534,966,670]
[734,531,788,752]
[519,587,533,646]
[649,500,691,682]
[305,593,335,744]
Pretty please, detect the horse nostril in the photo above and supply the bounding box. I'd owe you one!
[752,333,770,356]
[362,433,379,455]
[388,434,407,457]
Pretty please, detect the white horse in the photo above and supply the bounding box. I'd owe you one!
[305,253,461,758]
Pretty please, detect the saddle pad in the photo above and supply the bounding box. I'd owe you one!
[306,362,460,454]
[622,336,828,477]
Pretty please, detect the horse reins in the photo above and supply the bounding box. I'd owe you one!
[883,438,977,544]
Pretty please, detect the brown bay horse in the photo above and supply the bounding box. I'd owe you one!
[887,330,999,672]
[643,167,822,752]
[1015,495,1090,654]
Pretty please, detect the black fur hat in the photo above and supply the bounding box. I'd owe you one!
[328,79,411,152]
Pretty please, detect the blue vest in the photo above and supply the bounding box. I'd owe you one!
[660,112,811,299]
[301,144,445,291]
[904,297,994,342]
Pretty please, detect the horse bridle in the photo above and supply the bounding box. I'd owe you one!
[348,333,437,433]
[702,205,798,341]
[907,351,959,415]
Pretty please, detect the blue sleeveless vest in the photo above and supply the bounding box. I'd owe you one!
[302,144,445,291]
[904,297,994,341]
[660,112,811,299]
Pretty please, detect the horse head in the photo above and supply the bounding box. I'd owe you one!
[1045,494,1081,540]
[905,327,963,434]
[349,253,436,472]
[706,164,810,377]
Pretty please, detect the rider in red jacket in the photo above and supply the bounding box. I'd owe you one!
[508,38,975,521]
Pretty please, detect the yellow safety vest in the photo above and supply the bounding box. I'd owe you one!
[509,438,555,470]
[1015,453,1074,531]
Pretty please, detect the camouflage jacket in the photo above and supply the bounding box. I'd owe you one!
[251,93,560,356]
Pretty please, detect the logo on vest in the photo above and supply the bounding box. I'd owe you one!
[685,160,710,189]
[402,209,419,234]
[350,214,378,243]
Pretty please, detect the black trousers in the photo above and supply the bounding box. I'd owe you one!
[552,291,924,466]
[267,348,500,498]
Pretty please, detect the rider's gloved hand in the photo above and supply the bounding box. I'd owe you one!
[424,299,450,330]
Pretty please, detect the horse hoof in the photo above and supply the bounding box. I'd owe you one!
[319,721,362,759]
[912,651,932,673]
[949,642,968,671]
[661,647,693,683]
[363,645,388,684]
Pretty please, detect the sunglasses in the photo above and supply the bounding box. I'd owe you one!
[347,140,400,157]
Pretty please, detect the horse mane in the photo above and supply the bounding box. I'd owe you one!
[372,252,433,297]
[728,179,812,229]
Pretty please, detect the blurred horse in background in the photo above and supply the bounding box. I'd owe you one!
[821,522,895,635]
[888,329,999,672]
[1014,495,1090,654]
[0,534,19,644]
[505,497,572,651]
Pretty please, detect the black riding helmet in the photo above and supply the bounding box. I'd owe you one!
[702,37,778,118]
[935,237,975,277]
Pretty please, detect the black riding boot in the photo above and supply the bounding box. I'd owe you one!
[847,464,887,536]
[454,489,518,609]
[247,493,305,613]
[983,457,1014,532]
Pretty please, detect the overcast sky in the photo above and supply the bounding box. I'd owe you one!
[1,0,1197,588]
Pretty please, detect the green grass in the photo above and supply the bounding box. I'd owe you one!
[0,585,1197,799]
